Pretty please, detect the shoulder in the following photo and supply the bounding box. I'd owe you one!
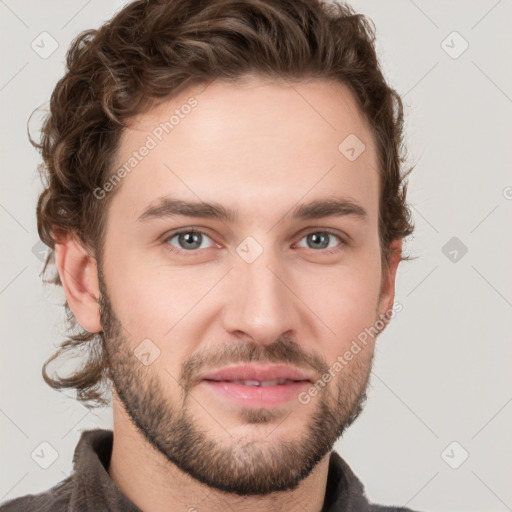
[0,477,72,512]
[327,450,423,512]
[369,505,423,511]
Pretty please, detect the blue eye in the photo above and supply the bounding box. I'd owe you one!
[296,232,343,252]
[165,230,215,253]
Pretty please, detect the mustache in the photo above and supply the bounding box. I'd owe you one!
[179,335,329,395]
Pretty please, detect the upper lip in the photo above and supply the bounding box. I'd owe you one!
[199,364,315,383]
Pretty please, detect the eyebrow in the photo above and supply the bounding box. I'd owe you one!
[136,196,368,223]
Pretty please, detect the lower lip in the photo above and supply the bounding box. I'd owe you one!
[201,380,310,408]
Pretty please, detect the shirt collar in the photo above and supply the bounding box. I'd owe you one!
[69,428,142,511]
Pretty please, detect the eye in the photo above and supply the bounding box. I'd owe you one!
[295,231,343,253]
[162,228,345,257]
[164,230,216,254]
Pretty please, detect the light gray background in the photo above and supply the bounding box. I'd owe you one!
[1,1,511,511]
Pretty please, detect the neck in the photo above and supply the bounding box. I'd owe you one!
[108,398,331,512]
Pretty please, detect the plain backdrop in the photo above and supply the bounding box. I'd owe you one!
[1,1,511,511]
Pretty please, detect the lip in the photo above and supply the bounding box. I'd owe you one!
[198,363,315,383]
[199,364,314,408]
[201,380,311,408]
[197,364,314,409]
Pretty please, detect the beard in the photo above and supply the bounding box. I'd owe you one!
[98,269,376,496]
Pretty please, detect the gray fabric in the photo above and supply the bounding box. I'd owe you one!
[0,429,421,511]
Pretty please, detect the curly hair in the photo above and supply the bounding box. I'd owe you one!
[34,0,415,409]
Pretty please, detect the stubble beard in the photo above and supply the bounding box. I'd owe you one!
[98,272,375,496]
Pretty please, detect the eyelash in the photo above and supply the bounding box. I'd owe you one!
[162,228,346,257]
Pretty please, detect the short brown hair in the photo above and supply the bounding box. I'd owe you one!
[34,0,414,408]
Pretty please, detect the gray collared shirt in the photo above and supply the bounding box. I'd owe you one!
[0,429,420,511]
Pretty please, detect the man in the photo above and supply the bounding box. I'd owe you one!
[1,0,417,510]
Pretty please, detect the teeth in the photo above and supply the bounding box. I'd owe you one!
[231,379,290,386]
[233,380,261,386]
[260,380,285,386]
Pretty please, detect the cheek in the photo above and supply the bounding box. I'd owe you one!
[103,248,218,344]
[301,257,382,354]
[101,248,165,337]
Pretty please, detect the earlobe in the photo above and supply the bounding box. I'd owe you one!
[54,233,102,333]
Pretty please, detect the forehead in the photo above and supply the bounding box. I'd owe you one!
[110,78,379,225]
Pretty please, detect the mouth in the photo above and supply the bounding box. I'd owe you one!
[203,378,308,386]
[200,379,311,408]
[198,365,314,408]
[199,363,315,384]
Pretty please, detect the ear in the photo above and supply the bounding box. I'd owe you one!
[54,233,101,333]
[377,238,402,327]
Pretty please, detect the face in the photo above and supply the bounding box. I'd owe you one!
[95,77,399,495]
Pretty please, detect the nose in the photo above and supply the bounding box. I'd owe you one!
[221,245,298,345]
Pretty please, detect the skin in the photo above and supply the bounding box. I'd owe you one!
[55,77,402,512]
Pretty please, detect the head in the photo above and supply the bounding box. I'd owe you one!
[35,0,414,496]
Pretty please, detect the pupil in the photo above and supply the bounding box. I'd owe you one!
[180,232,201,249]
[309,233,328,249]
